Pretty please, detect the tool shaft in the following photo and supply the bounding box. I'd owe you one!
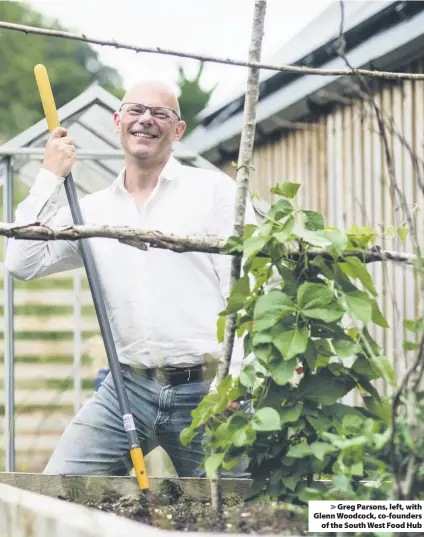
[34,64,149,489]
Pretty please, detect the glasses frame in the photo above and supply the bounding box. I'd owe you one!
[119,102,181,122]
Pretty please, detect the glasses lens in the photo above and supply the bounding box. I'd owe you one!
[152,107,174,120]
[125,105,146,115]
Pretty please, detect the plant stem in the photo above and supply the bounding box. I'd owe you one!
[211,0,267,515]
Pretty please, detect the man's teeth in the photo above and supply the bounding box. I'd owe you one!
[133,133,155,138]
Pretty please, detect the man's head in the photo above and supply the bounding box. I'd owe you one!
[113,81,186,164]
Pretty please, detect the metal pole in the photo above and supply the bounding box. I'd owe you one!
[3,156,15,471]
[73,270,82,414]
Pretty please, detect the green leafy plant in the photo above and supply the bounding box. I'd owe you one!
[181,182,396,504]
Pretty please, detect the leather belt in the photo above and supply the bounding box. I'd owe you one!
[123,364,210,385]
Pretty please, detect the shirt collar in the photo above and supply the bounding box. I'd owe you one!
[115,154,182,194]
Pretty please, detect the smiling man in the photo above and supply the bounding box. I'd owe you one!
[5,80,257,477]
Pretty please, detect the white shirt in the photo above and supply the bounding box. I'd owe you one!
[5,155,257,380]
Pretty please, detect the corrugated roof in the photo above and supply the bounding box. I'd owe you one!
[186,1,424,161]
[198,1,393,123]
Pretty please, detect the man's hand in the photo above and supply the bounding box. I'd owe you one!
[42,127,76,178]
[227,400,240,411]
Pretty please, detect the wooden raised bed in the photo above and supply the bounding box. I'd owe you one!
[0,473,307,536]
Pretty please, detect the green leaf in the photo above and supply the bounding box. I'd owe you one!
[243,224,258,240]
[269,358,297,385]
[304,340,317,369]
[297,282,334,310]
[363,395,392,427]
[274,214,295,243]
[232,427,256,447]
[310,442,338,461]
[303,210,325,231]
[222,235,243,254]
[371,300,389,328]
[267,199,294,221]
[221,274,250,314]
[320,229,348,253]
[216,315,226,343]
[303,305,345,323]
[298,487,323,502]
[352,356,381,380]
[271,181,300,199]
[344,291,373,323]
[240,364,256,388]
[332,338,360,358]
[298,283,345,322]
[403,340,420,351]
[295,227,332,247]
[340,257,377,296]
[179,427,198,446]
[351,461,364,476]
[252,407,281,431]
[243,235,269,259]
[306,415,332,432]
[204,453,225,477]
[251,331,273,346]
[253,291,296,331]
[279,402,303,425]
[332,474,350,492]
[272,326,309,360]
[282,475,300,491]
[299,369,355,405]
[404,318,424,333]
[379,356,396,386]
[397,224,408,244]
[286,443,311,458]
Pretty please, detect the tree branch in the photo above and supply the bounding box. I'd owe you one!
[2,19,424,82]
[0,221,419,265]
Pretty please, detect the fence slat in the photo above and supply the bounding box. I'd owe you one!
[0,315,98,332]
[0,340,91,357]
[0,363,97,381]
[0,290,93,306]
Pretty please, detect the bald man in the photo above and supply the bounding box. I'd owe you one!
[5,81,257,477]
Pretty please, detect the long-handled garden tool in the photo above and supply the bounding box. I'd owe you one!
[34,64,149,490]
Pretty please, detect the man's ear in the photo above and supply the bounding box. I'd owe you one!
[174,120,187,141]
[113,112,121,134]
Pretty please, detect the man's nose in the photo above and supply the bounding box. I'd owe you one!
[137,109,154,124]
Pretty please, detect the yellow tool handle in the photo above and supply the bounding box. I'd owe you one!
[34,64,61,132]
[131,447,150,489]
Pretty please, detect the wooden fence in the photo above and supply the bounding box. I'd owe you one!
[221,67,424,398]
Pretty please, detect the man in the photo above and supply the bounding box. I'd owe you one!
[5,81,257,477]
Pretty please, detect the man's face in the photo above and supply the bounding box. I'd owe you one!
[113,85,186,163]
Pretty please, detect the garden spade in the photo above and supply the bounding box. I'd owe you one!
[34,64,149,490]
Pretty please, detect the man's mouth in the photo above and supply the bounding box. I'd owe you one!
[131,132,158,139]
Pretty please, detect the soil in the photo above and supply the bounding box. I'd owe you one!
[59,480,307,534]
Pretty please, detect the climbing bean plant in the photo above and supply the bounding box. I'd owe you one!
[181,182,397,504]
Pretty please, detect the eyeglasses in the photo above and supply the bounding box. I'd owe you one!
[119,103,180,121]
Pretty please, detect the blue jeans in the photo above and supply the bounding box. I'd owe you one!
[43,365,211,477]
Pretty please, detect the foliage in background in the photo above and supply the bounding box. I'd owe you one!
[180,181,419,506]
[0,1,124,141]
[177,62,216,134]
